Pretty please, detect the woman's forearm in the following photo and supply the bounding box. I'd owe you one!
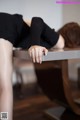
[24,17,64,49]
[24,17,44,46]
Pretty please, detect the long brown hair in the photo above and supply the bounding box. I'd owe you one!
[58,22,80,48]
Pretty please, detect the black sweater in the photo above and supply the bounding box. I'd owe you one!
[18,17,59,49]
[0,13,59,49]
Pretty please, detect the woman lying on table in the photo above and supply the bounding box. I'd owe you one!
[0,12,80,120]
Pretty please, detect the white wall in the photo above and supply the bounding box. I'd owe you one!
[0,0,62,30]
[0,0,80,31]
[62,4,80,25]
[62,4,80,81]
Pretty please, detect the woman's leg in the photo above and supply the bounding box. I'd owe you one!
[0,38,13,120]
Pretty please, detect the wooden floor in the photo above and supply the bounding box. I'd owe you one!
[13,65,60,120]
[13,82,80,120]
[13,95,57,120]
[13,81,80,120]
[13,91,57,120]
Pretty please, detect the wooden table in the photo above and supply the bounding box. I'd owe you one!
[13,48,80,119]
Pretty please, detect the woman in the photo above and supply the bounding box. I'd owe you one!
[0,12,79,120]
[0,12,64,120]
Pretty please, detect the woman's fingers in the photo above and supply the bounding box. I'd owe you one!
[33,47,42,63]
[35,47,39,63]
[31,48,36,63]
[28,47,37,63]
[38,49,43,64]
[43,47,48,56]
[28,45,48,63]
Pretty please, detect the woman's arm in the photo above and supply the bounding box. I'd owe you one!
[29,17,65,49]
[24,17,65,49]
[24,17,65,63]
[24,18,48,64]
[24,17,65,48]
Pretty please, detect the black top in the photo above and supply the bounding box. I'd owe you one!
[0,12,59,49]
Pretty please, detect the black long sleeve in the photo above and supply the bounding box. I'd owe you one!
[42,22,59,46]
[30,17,44,45]
[30,17,59,47]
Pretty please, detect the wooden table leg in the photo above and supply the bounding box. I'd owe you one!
[62,60,80,115]
[36,60,80,120]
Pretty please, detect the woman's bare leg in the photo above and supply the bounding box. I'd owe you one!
[0,39,13,120]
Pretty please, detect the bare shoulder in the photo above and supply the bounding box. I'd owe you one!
[53,35,65,49]
[23,18,32,27]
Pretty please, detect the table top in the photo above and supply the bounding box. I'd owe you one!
[13,48,80,61]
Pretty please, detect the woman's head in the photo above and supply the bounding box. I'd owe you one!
[58,22,80,48]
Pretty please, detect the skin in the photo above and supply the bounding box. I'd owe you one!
[0,39,13,120]
[0,18,64,120]
[28,45,48,64]
[24,19,65,64]
[28,35,64,64]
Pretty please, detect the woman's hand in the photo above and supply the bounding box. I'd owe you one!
[28,45,48,64]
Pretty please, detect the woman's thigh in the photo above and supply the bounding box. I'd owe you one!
[0,38,13,89]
